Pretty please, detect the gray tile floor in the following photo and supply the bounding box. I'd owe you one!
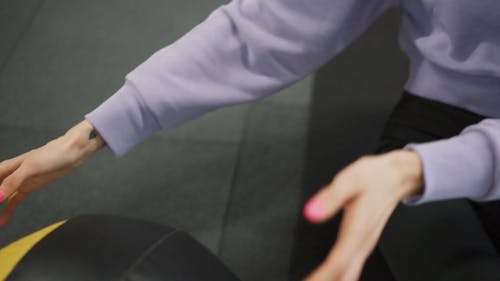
[0,1,408,280]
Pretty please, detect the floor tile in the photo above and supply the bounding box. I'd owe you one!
[218,103,308,281]
[0,0,41,67]
[0,0,227,132]
[262,75,313,108]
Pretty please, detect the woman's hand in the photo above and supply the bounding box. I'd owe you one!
[303,150,423,281]
[0,120,104,227]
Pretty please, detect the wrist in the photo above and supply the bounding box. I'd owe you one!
[388,150,424,199]
[63,120,105,161]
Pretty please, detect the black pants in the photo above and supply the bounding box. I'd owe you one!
[376,92,500,281]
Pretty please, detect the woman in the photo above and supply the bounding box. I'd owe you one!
[1,0,499,280]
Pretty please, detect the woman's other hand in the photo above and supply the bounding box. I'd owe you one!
[0,120,104,227]
[303,150,424,281]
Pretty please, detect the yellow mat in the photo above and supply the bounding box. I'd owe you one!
[0,221,66,281]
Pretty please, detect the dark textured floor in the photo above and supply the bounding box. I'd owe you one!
[0,1,408,280]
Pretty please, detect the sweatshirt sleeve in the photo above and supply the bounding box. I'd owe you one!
[403,119,500,204]
[85,0,398,157]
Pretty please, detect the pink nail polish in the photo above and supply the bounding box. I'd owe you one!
[0,191,5,202]
[304,198,324,222]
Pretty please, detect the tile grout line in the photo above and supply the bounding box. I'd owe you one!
[0,0,46,75]
[215,106,254,257]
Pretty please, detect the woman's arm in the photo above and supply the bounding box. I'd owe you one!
[86,0,399,156]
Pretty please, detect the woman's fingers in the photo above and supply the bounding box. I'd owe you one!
[0,164,31,203]
[303,174,357,223]
[306,200,368,281]
[0,167,75,226]
[306,195,397,281]
[0,120,104,226]
[0,154,25,180]
[333,194,395,258]
[303,152,423,281]
[0,192,27,227]
[0,152,32,201]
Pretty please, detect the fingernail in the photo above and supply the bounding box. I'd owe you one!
[303,198,324,222]
[0,191,5,202]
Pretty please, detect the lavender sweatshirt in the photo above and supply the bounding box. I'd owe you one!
[85,0,500,205]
